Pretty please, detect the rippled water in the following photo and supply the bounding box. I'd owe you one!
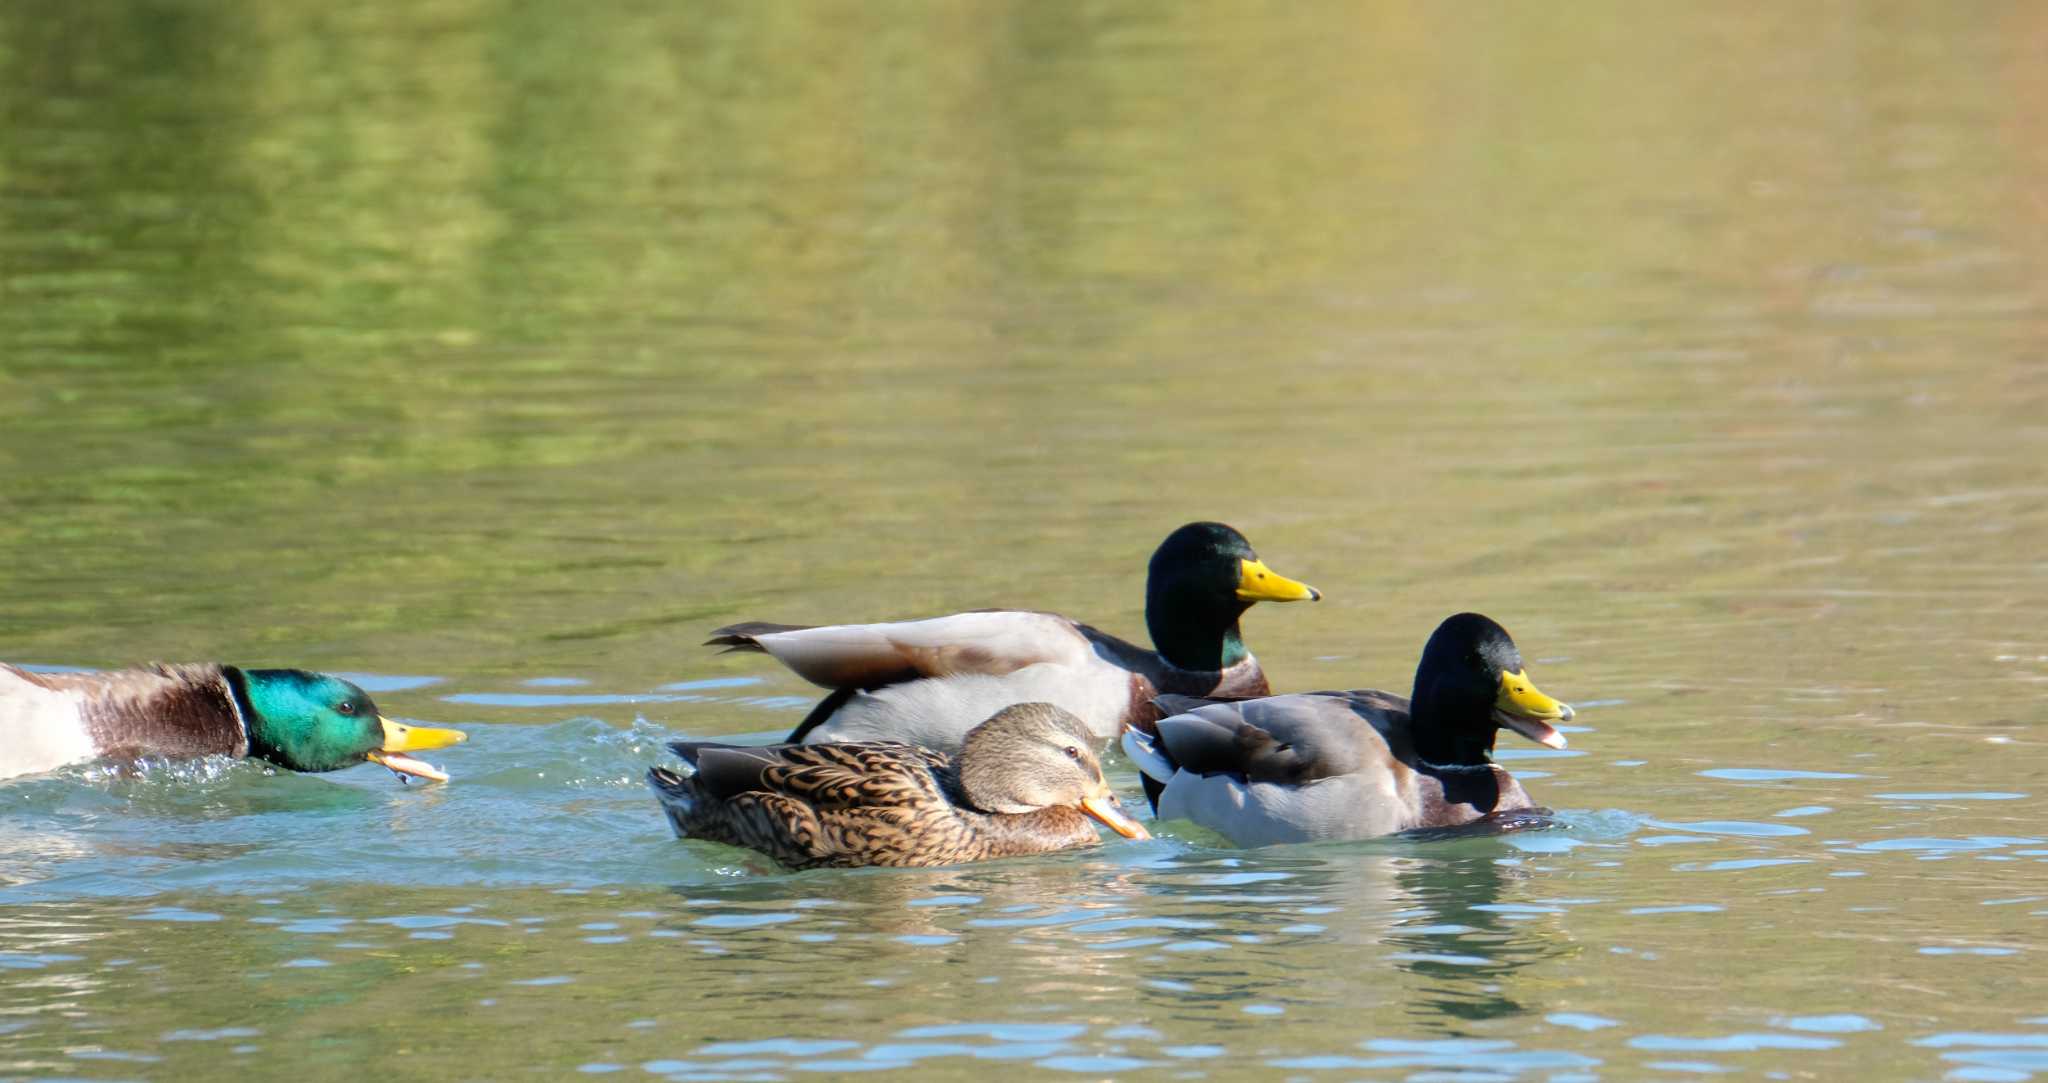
[6,1,2048,1079]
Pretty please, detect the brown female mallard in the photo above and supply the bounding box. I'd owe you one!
[646,702,1150,869]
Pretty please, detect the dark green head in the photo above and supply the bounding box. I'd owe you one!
[232,668,465,779]
[1409,613,1574,765]
[1144,522,1320,672]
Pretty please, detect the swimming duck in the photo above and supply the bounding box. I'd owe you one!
[1120,613,1575,845]
[647,701,1151,869]
[0,662,467,782]
[707,521,1319,751]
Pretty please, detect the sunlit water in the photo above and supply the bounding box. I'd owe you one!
[5,2,2048,1080]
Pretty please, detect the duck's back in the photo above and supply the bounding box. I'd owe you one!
[0,663,248,780]
[772,612,1269,750]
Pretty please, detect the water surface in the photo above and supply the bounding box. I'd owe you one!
[5,2,2048,1079]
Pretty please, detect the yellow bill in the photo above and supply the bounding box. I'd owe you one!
[1236,558,1322,603]
[369,716,468,783]
[1493,670,1573,749]
[1080,795,1151,840]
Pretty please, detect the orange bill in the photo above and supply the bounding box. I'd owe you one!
[1080,795,1151,840]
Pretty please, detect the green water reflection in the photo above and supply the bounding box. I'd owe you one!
[4,1,2048,1079]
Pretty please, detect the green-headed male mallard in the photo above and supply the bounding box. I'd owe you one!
[706,521,1319,752]
[0,662,467,783]
[647,701,1150,869]
[1121,613,1575,845]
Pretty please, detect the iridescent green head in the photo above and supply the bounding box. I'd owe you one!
[232,668,465,780]
[1143,522,1321,671]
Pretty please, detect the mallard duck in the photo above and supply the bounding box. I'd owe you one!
[0,662,467,783]
[706,521,1319,751]
[646,701,1150,869]
[1120,613,1575,845]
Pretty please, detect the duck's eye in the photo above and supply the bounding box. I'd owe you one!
[336,702,356,716]
[1063,745,1080,759]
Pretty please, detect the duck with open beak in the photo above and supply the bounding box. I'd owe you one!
[366,717,469,783]
[1492,667,1575,751]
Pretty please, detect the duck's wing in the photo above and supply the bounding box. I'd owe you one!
[707,611,1097,690]
[1,663,63,694]
[1146,691,1406,785]
[668,739,952,810]
[1122,691,1417,844]
[1154,687,1404,718]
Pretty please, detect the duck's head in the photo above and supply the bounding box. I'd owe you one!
[1145,522,1320,670]
[235,669,467,781]
[1409,613,1574,765]
[957,702,1150,840]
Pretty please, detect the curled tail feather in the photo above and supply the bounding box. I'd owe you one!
[704,622,814,652]
[647,766,698,818]
[785,685,858,743]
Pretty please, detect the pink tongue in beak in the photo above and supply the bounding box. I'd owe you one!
[367,751,451,783]
[1496,712,1569,750]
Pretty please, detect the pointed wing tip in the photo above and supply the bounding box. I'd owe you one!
[1120,727,1179,783]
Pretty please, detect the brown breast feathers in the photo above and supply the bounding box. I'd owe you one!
[74,663,250,762]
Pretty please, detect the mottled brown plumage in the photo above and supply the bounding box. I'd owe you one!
[646,702,1149,869]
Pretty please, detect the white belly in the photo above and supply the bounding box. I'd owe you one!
[801,662,1133,750]
[1155,772,1408,847]
[0,674,96,780]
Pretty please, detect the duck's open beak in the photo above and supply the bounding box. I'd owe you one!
[367,717,468,783]
[1236,558,1322,603]
[1080,794,1151,840]
[1493,670,1573,750]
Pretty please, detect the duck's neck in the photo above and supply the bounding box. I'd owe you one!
[972,807,1099,855]
[1408,678,1496,768]
[1146,589,1252,672]
[1410,724,1496,768]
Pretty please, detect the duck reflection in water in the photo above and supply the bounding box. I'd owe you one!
[1378,846,1571,1025]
